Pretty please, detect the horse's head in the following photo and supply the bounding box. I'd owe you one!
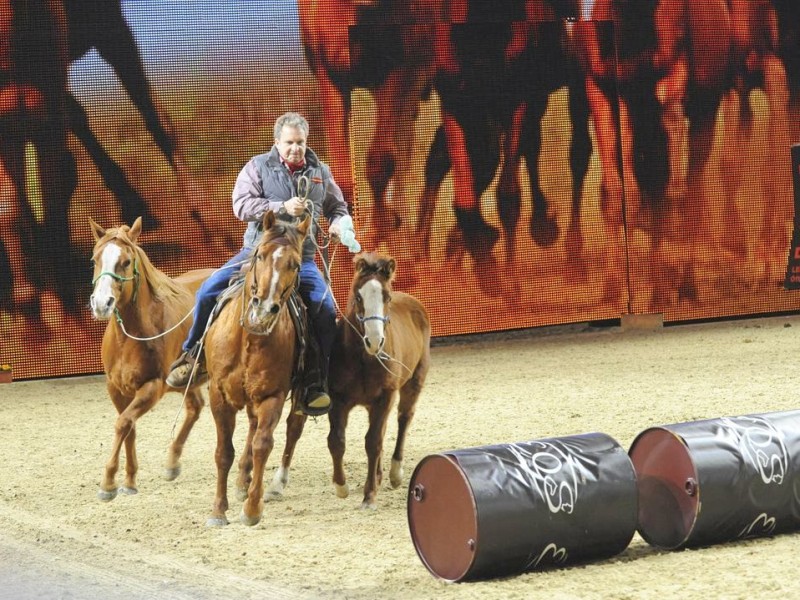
[242,210,309,334]
[89,217,142,321]
[351,252,395,355]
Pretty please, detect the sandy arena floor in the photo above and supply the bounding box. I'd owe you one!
[2,315,800,599]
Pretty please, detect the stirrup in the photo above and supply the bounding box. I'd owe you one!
[294,389,330,417]
[166,350,206,388]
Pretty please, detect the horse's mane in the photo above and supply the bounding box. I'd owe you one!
[95,225,186,303]
[260,220,306,250]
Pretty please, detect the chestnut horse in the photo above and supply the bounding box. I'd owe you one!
[89,217,212,501]
[204,211,310,527]
[328,252,431,509]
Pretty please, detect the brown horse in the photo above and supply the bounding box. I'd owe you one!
[89,217,212,501]
[204,211,311,527]
[328,252,431,509]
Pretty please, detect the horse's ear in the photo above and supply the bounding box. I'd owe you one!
[297,213,311,238]
[354,253,368,273]
[381,257,397,281]
[129,217,143,243]
[262,209,276,231]
[89,218,106,241]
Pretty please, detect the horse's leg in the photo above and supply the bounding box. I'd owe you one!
[679,89,723,303]
[327,397,351,499]
[0,134,40,316]
[317,71,353,207]
[585,77,626,304]
[755,51,792,285]
[717,89,749,262]
[235,404,256,502]
[496,103,524,264]
[163,386,205,481]
[207,388,236,527]
[66,95,158,230]
[415,125,450,256]
[240,396,283,526]
[267,410,307,498]
[564,68,592,282]
[91,5,176,167]
[445,112,500,261]
[98,381,159,500]
[390,367,427,489]
[366,71,408,238]
[520,96,560,248]
[361,391,394,510]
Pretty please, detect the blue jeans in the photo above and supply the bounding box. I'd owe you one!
[298,259,336,384]
[183,246,252,351]
[184,253,335,384]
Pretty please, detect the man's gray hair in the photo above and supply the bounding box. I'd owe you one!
[274,112,309,139]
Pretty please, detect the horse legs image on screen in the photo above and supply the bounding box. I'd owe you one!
[0,0,181,320]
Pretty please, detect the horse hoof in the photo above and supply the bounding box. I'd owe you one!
[239,510,261,527]
[334,483,349,499]
[389,460,403,489]
[206,516,229,528]
[163,466,181,481]
[530,212,559,247]
[235,487,248,502]
[359,500,377,511]
[265,488,284,501]
[118,486,138,496]
[97,488,118,502]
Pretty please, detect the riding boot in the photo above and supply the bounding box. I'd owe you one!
[298,334,331,417]
[166,343,207,388]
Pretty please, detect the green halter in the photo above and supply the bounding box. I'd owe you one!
[92,258,141,305]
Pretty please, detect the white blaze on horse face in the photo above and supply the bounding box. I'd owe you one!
[359,279,385,355]
[266,247,285,306]
[90,243,122,320]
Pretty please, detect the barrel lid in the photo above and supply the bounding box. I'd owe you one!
[629,427,700,549]
[407,454,478,582]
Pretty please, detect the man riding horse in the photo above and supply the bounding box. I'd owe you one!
[167,112,350,417]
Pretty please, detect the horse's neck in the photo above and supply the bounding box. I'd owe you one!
[114,277,155,332]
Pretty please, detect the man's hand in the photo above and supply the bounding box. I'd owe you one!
[328,222,341,239]
[283,196,305,217]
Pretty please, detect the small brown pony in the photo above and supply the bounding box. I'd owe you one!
[328,252,431,509]
[204,210,310,527]
[89,217,212,501]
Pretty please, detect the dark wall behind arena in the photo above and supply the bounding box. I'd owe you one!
[2,0,800,380]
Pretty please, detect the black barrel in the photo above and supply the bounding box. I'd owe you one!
[407,432,638,582]
[629,410,800,550]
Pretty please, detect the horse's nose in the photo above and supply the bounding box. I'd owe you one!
[364,336,385,353]
[269,304,280,315]
[90,294,113,310]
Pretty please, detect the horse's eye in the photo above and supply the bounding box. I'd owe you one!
[121,259,131,269]
[355,292,362,304]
